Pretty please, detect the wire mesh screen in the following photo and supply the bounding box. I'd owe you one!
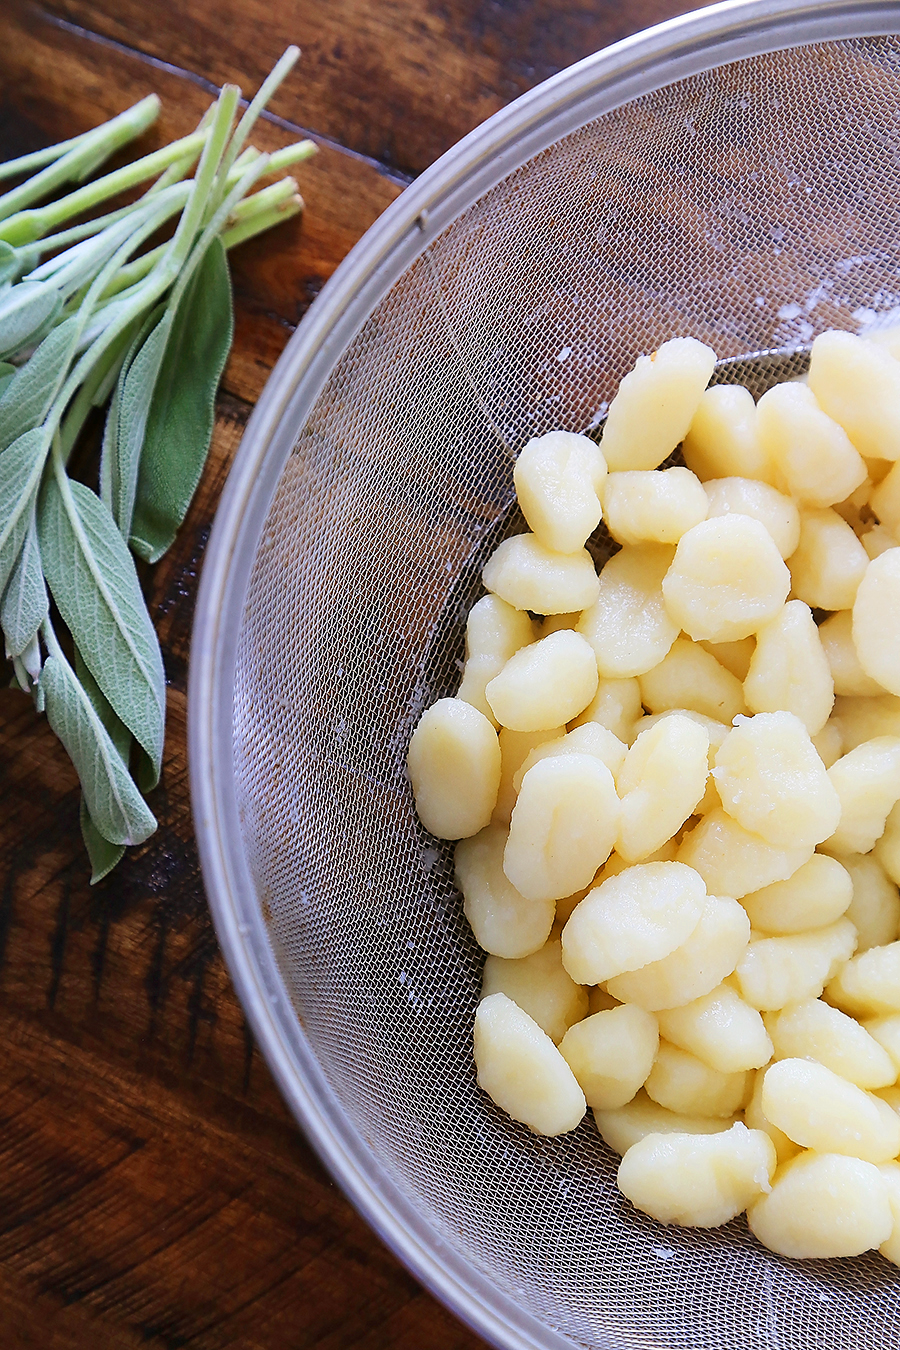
[232,38,900,1350]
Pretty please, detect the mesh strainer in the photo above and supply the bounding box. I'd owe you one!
[190,3,900,1345]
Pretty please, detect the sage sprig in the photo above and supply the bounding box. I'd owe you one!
[0,50,314,879]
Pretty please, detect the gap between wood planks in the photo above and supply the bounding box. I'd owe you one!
[36,4,414,187]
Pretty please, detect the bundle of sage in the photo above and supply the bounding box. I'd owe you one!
[0,49,314,879]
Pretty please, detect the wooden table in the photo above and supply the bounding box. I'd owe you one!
[0,2,698,1344]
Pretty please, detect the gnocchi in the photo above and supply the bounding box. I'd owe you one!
[409,331,900,1263]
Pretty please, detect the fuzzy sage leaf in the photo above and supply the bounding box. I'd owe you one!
[39,637,156,846]
[38,465,166,777]
[130,238,233,562]
[114,309,173,538]
[0,425,50,598]
[1,509,48,657]
[80,800,126,883]
[0,280,62,359]
[0,315,80,452]
[73,647,132,882]
[0,56,312,878]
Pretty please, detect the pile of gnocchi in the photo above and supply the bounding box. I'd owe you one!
[407,329,900,1262]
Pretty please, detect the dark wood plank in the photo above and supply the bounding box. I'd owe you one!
[32,0,707,179]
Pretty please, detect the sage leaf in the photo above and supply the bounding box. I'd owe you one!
[0,279,61,359]
[80,798,125,883]
[37,472,166,778]
[0,241,19,285]
[0,425,50,598]
[100,305,162,517]
[1,508,48,656]
[74,645,132,761]
[39,648,156,845]
[113,307,173,539]
[73,647,132,880]
[0,315,79,452]
[130,238,233,563]
[11,653,31,695]
[136,745,160,793]
[20,630,42,682]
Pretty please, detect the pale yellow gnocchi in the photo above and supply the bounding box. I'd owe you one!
[410,331,900,1263]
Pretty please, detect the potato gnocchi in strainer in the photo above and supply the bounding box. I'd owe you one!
[408,331,900,1262]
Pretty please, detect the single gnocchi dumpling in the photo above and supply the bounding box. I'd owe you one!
[812,721,844,769]
[568,675,642,741]
[482,533,600,614]
[748,1152,892,1259]
[682,383,774,484]
[698,636,756,681]
[486,629,598,732]
[826,940,900,1017]
[644,1040,751,1118]
[600,337,716,471]
[676,807,813,899]
[853,548,900,697]
[818,608,885,699]
[875,800,900,886]
[740,853,852,934]
[602,467,708,546]
[593,1089,739,1156]
[473,993,586,1135]
[615,714,709,863]
[807,328,900,461]
[734,918,858,1012]
[578,544,679,678]
[492,726,565,824]
[877,1161,900,1267]
[512,722,627,793]
[455,823,555,959]
[744,1069,800,1165]
[513,430,608,555]
[407,698,501,839]
[617,1123,775,1228]
[703,476,800,559]
[789,507,869,611]
[560,861,708,986]
[869,459,900,536]
[661,515,791,642]
[632,710,727,815]
[862,524,900,559]
[765,997,896,1089]
[558,1003,659,1110]
[837,852,900,952]
[823,735,900,855]
[539,611,581,637]
[756,380,867,507]
[865,1015,900,1075]
[605,896,750,1010]
[830,692,900,753]
[481,939,588,1044]
[761,1057,900,1162]
[638,637,745,725]
[656,983,773,1074]
[711,712,841,850]
[742,600,834,735]
[456,595,537,724]
[504,753,619,903]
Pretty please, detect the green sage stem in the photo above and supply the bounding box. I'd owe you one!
[0,96,160,225]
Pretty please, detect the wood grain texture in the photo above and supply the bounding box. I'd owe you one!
[0,1,692,1345]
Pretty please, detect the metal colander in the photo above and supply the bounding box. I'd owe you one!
[190,3,900,1346]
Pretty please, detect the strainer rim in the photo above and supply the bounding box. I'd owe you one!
[189,3,900,1346]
